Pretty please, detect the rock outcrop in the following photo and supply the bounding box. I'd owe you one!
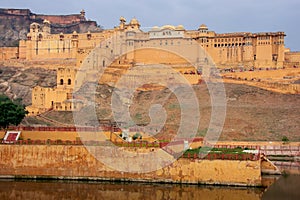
[0,66,56,105]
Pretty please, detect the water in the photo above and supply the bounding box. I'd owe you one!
[0,175,299,200]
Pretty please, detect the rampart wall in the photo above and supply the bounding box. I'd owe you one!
[0,47,18,61]
[0,144,262,186]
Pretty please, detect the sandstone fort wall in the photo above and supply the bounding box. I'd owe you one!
[0,145,262,186]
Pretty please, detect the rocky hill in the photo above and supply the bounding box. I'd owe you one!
[0,8,102,47]
[0,63,298,141]
[0,65,56,105]
[40,83,300,141]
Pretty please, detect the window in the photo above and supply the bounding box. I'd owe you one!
[68,79,71,85]
[38,34,43,41]
[60,79,64,85]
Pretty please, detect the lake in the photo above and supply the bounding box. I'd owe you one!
[0,175,299,200]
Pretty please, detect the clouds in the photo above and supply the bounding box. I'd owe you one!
[0,0,299,50]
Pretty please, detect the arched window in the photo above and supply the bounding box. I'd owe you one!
[68,79,71,85]
[38,34,43,41]
[60,79,64,85]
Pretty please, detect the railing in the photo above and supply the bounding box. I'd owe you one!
[6,126,120,132]
[0,139,260,161]
[114,141,160,148]
[182,152,260,161]
[1,139,83,146]
[205,143,300,157]
[205,144,260,150]
[259,145,300,156]
[0,139,161,147]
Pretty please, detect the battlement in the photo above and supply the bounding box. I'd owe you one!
[0,8,31,16]
[33,14,85,25]
[0,8,87,25]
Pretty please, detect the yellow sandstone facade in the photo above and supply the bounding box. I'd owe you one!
[27,67,84,115]
[19,17,286,69]
[21,17,289,115]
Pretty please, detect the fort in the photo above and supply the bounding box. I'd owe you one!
[0,8,100,47]
[0,14,294,115]
[0,127,283,187]
[0,8,86,24]
[16,16,287,68]
[0,10,299,187]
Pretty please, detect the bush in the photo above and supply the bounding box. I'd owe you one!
[282,136,289,143]
[132,132,142,140]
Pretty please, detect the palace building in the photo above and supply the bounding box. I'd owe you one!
[23,17,287,115]
[19,16,286,68]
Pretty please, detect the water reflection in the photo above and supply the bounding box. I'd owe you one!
[0,179,264,200]
[0,176,298,200]
[262,175,300,200]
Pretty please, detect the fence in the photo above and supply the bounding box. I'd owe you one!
[206,144,260,150]
[6,126,120,132]
[0,138,260,161]
[206,143,300,157]
[182,152,260,161]
[259,145,300,156]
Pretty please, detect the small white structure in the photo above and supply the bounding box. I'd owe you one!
[121,129,129,140]
[3,131,21,143]
[184,140,189,151]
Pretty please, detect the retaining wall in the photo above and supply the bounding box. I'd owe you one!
[0,145,262,186]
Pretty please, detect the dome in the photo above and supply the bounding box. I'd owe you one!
[199,24,208,30]
[43,19,50,24]
[175,25,185,30]
[120,16,126,22]
[130,17,140,25]
[151,26,160,31]
[30,22,40,28]
[72,31,78,35]
[161,25,175,30]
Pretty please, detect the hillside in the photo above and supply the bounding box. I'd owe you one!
[0,66,56,105]
[0,62,298,141]
[36,83,300,141]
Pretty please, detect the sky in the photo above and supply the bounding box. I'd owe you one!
[1,0,299,51]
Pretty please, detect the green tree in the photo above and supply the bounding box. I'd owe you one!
[0,95,27,129]
[282,136,289,143]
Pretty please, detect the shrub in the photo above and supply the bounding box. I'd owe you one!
[282,136,289,143]
[132,132,142,140]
